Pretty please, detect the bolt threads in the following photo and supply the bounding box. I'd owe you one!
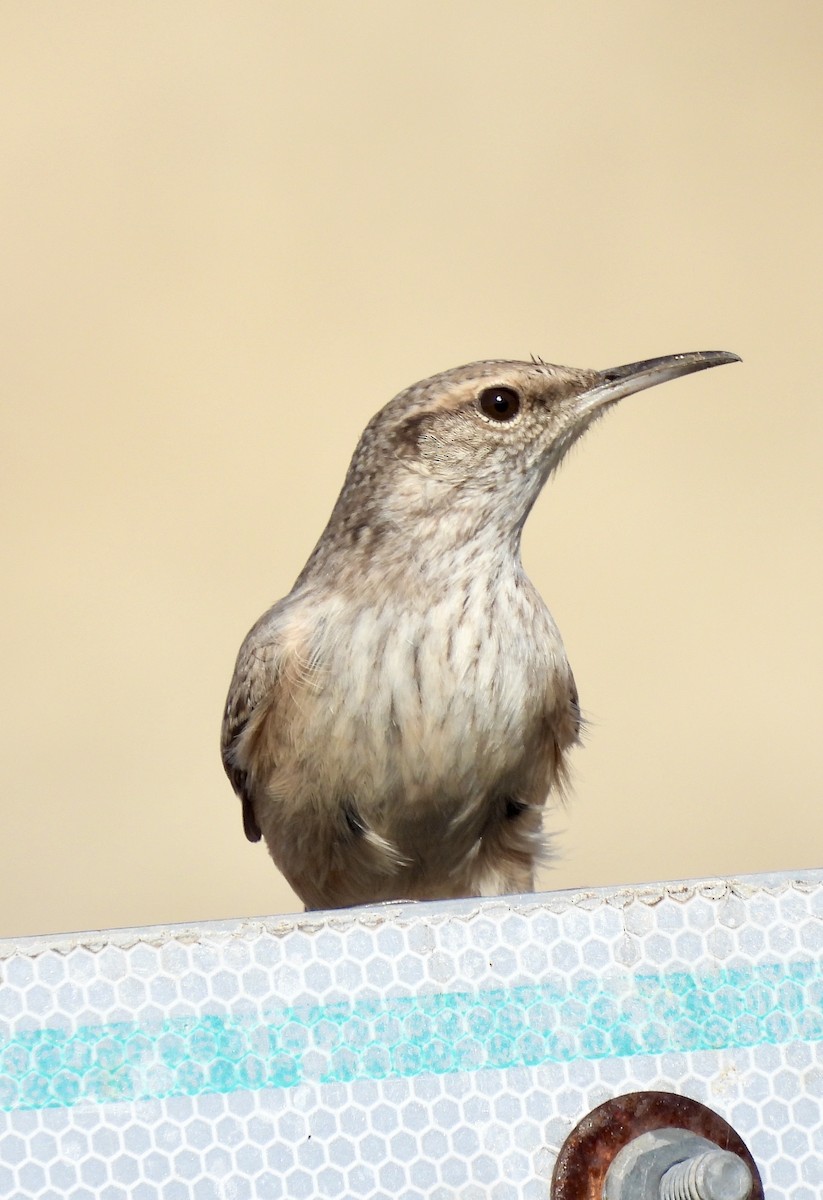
[659,1150,753,1200]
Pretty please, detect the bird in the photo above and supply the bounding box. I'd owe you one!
[221,350,740,910]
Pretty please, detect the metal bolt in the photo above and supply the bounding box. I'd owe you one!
[659,1149,753,1200]
[603,1129,753,1200]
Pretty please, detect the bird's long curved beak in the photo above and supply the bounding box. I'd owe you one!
[574,350,741,418]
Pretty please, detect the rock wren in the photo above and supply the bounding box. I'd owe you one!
[222,351,740,910]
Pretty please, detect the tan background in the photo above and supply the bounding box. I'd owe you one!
[2,2,821,939]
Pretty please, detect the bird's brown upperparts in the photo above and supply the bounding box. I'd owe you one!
[221,351,740,909]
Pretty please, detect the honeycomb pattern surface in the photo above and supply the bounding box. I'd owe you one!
[1,871,821,1199]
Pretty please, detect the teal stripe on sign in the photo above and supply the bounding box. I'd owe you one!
[1,961,821,1111]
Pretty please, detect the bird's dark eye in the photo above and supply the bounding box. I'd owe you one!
[478,386,520,422]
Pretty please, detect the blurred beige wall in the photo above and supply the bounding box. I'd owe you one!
[2,2,821,938]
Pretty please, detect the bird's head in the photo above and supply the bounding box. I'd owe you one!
[308,350,740,579]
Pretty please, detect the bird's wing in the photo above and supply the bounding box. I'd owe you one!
[221,627,289,844]
[567,671,582,743]
[545,669,583,803]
